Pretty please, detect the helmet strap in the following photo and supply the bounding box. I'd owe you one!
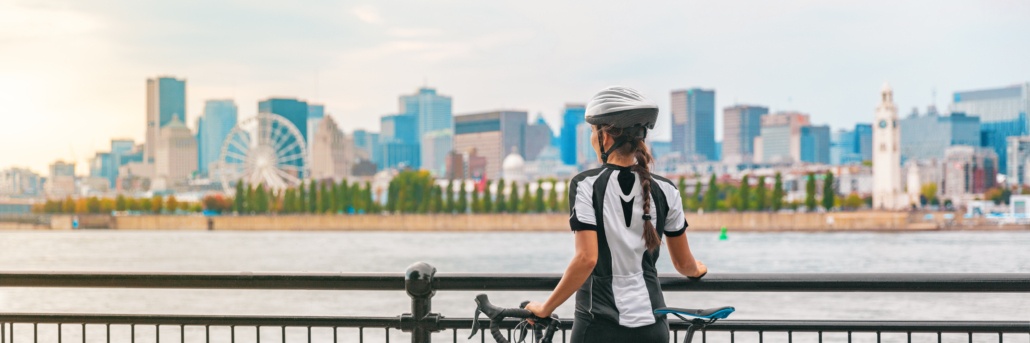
[598,126,647,164]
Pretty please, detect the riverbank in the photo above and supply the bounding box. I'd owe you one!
[27,211,1029,231]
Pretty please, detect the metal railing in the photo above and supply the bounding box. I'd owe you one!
[0,262,1027,342]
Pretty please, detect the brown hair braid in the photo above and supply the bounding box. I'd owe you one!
[598,125,660,251]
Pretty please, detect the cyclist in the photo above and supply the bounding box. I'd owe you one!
[525,86,707,343]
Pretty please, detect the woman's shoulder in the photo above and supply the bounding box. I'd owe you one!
[570,167,607,183]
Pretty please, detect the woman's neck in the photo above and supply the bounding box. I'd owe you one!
[606,154,635,167]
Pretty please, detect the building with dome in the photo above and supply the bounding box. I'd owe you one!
[502,148,526,184]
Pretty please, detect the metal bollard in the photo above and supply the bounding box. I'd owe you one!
[402,262,440,343]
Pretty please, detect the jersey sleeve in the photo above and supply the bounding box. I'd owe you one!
[662,182,688,237]
[569,178,597,231]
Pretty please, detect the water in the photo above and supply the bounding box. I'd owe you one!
[0,230,1027,342]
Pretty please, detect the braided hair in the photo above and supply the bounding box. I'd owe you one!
[598,124,660,251]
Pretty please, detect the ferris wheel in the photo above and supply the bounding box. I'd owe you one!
[216,112,309,193]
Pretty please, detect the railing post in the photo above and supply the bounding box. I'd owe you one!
[402,262,439,343]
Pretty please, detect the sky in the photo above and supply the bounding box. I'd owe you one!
[1,0,1029,174]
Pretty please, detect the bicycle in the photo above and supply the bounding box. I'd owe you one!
[654,305,735,343]
[470,294,559,343]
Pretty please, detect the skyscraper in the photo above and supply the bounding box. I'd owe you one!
[525,114,554,161]
[196,100,238,176]
[421,129,453,177]
[145,76,186,164]
[800,125,831,164]
[154,118,198,190]
[311,115,353,181]
[671,88,717,161]
[401,87,453,139]
[453,110,528,179]
[722,105,769,164]
[47,160,76,198]
[899,111,980,163]
[560,104,585,166]
[756,112,810,164]
[952,83,1029,173]
[307,103,325,155]
[379,114,420,169]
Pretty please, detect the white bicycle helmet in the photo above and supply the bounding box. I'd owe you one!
[584,86,659,163]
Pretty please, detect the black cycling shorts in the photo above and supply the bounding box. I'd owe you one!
[570,313,669,343]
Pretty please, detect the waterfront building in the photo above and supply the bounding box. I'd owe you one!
[0,168,43,197]
[942,146,999,200]
[831,129,859,165]
[560,104,586,166]
[144,76,186,164]
[650,141,672,160]
[951,83,1029,173]
[311,116,353,181]
[47,160,76,198]
[445,149,488,181]
[523,146,580,181]
[899,109,980,163]
[154,118,198,190]
[723,105,768,164]
[1006,136,1030,186]
[800,125,831,164]
[88,152,115,188]
[501,149,526,184]
[421,129,453,177]
[671,88,717,161]
[196,100,238,177]
[756,112,810,164]
[854,123,873,161]
[453,110,528,179]
[352,129,380,165]
[872,83,906,210]
[525,114,554,161]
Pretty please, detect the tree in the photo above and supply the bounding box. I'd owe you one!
[495,178,507,213]
[150,195,164,214]
[677,177,688,211]
[85,197,101,214]
[920,183,938,206]
[507,180,520,214]
[445,180,455,213]
[318,181,329,213]
[559,179,569,212]
[754,176,767,211]
[771,172,784,211]
[254,184,268,213]
[534,183,545,213]
[115,195,127,212]
[546,180,559,213]
[804,173,817,211]
[308,181,318,213]
[246,184,259,214]
[737,175,750,212]
[166,196,179,213]
[483,181,494,213]
[471,183,482,213]
[703,174,719,211]
[842,193,864,210]
[234,180,245,214]
[457,180,468,214]
[822,171,835,211]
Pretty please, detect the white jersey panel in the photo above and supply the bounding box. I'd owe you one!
[601,170,657,327]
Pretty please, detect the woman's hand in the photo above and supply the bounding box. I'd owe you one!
[524,301,552,319]
[691,260,708,278]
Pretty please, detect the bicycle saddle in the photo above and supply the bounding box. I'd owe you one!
[654,306,735,320]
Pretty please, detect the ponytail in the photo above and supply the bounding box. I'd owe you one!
[599,125,661,251]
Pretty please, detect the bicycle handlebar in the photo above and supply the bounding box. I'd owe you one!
[470,294,559,343]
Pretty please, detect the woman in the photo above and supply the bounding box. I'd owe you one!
[525,86,707,343]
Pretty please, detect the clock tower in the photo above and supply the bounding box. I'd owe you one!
[872,83,905,210]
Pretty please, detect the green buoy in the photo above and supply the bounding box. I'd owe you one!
[719,226,728,240]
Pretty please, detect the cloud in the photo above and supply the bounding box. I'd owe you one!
[351,5,381,24]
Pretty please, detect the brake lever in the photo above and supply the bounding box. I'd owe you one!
[468,306,483,339]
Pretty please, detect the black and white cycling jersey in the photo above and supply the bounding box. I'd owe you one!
[568,164,688,328]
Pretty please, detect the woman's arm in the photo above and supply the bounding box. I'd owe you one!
[525,230,598,317]
[666,233,707,278]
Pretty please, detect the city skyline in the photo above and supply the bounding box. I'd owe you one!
[2,1,1029,173]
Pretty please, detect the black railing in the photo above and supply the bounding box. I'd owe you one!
[0,262,1027,343]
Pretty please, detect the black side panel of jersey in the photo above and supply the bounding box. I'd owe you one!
[567,167,605,214]
[574,167,619,321]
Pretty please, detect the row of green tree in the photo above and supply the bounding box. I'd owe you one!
[677,171,866,212]
[37,170,873,215]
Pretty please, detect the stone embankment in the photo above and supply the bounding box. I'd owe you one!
[31,212,1028,231]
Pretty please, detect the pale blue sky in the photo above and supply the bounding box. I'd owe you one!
[1,0,1028,173]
